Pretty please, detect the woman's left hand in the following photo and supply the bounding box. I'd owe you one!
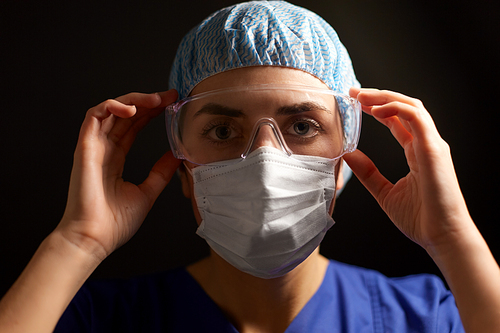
[344,87,472,252]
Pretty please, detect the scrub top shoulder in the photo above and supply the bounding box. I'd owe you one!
[55,260,464,333]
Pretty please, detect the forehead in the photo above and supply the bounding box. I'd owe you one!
[191,66,330,95]
[183,86,339,121]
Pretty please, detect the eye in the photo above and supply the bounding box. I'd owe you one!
[213,125,232,140]
[201,119,240,144]
[286,119,321,138]
[293,122,310,135]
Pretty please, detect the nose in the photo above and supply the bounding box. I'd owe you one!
[251,123,282,151]
[241,118,293,158]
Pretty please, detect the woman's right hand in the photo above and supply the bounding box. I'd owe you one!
[57,90,181,261]
[0,91,182,333]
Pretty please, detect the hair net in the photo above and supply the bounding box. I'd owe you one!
[169,0,360,98]
[168,0,359,195]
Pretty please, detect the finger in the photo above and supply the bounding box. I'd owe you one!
[156,89,179,109]
[108,107,164,156]
[139,151,182,204]
[349,87,375,116]
[114,90,178,110]
[106,92,161,143]
[107,90,178,147]
[343,149,393,204]
[113,115,154,156]
[78,90,178,168]
[355,88,421,108]
[351,88,424,117]
[79,100,137,147]
[370,101,441,146]
[93,99,138,120]
[73,101,136,189]
[349,86,361,99]
[373,114,414,148]
[352,88,442,146]
[115,92,162,109]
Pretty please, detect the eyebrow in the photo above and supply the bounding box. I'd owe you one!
[276,102,332,115]
[191,101,332,119]
[193,103,246,118]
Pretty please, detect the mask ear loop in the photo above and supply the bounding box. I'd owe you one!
[183,161,194,177]
[240,117,293,159]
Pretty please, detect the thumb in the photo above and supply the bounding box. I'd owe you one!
[343,149,392,203]
[139,151,182,204]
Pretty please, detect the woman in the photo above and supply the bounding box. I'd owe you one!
[1,1,499,332]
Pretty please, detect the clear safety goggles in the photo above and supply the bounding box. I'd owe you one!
[165,84,362,165]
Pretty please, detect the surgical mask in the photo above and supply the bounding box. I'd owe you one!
[187,146,338,279]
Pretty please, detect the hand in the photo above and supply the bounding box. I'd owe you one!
[57,91,181,261]
[344,87,472,252]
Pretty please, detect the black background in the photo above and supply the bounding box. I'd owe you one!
[1,0,499,297]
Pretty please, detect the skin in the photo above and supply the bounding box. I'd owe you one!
[0,90,182,332]
[0,66,499,333]
[344,87,500,332]
[180,67,344,332]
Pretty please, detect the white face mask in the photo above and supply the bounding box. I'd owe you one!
[187,146,338,279]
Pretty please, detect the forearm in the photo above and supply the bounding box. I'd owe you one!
[0,230,102,333]
[428,220,500,333]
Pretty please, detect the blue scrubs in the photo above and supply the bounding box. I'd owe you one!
[55,260,464,332]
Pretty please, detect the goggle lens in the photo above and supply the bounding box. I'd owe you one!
[166,85,361,165]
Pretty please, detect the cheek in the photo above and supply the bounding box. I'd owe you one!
[328,197,336,216]
[190,195,203,226]
[180,163,204,226]
[335,161,344,192]
[329,161,343,215]
[187,172,204,226]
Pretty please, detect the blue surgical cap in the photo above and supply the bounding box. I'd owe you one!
[168,0,359,195]
[169,0,360,99]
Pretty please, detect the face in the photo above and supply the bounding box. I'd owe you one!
[179,66,345,224]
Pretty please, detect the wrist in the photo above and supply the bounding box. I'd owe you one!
[44,228,106,272]
[0,228,104,332]
[423,219,500,333]
[55,216,111,263]
[423,216,482,264]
